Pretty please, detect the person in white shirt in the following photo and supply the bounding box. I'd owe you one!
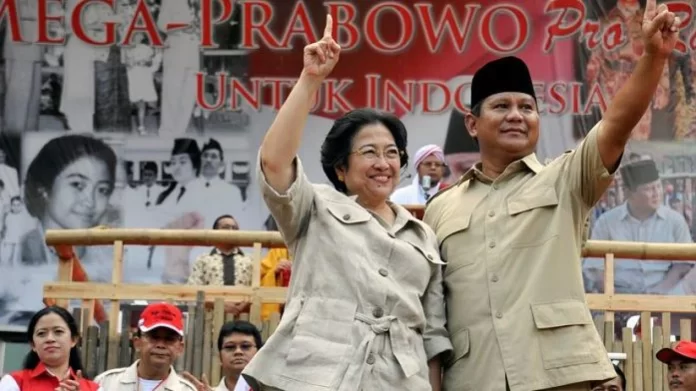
[390,144,446,205]
[95,302,196,391]
[198,138,246,223]
[183,320,261,391]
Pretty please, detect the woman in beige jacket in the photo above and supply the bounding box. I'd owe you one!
[240,15,451,391]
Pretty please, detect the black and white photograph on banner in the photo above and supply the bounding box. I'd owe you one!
[4,0,249,135]
[0,134,23,268]
[0,132,123,327]
[119,134,256,285]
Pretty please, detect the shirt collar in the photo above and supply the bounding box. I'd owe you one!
[459,153,543,184]
[29,362,74,379]
[618,203,666,220]
[216,378,230,390]
[122,361,180,389]
[212,247,242,257]
[346,195,421,231]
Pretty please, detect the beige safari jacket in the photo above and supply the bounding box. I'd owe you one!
[94,360,197,391]
[424,122,616,391]
[241,155,452,391]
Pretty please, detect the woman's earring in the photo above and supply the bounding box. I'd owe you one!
[338,174,344,182]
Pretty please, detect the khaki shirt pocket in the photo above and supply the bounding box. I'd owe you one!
[439,214,475,273]
[282,297,357,387]
[531,300,600,369]
[446,327,470,368]
[507,186,560,248]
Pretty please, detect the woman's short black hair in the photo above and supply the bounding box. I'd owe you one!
[320,108,408,193]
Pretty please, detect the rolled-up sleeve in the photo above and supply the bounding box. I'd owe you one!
[562,120,617,208]
[421,235,452,360]
[257,152,315,243]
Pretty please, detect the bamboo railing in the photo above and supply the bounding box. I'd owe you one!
[40,205,696,390]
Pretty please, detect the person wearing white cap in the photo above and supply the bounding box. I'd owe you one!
[390,144,446,205]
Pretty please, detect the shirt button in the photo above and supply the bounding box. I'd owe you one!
[491,275,499,282]
[426,254,434,261]
[496,311,503,319]
[366,353,376,364]
[488,210,495,217]
[373,307,384,318]
[492,184,499,190]
[489,241,496,248]
[379,268,389,277]
[343,214,351,220]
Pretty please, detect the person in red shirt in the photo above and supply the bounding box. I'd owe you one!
[0,306,101,391]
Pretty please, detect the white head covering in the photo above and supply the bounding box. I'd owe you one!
[414,144,445,168]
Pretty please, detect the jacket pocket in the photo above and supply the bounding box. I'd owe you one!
[282,297,357,387]
[326,202,372,225]
[531,300,600,369]
[446,327,470,368]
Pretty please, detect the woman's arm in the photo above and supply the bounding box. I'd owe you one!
[259,15,341,194]
[256,15,341,243]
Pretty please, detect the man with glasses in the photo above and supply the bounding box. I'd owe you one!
[390,144,446,205]
[95,302,196,391]
[184,321,262,391]
[187,215,253,315]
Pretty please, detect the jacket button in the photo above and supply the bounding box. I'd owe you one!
[373,307,384,318]
[496,311,503,319]
[366,354,376,364]
[491,275,499,282]
[379,268,389,277]
[426,254,434,260]
[343,214,351,220]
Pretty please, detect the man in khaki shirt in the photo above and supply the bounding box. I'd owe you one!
[95,302,196,391]
[424,2,680,390]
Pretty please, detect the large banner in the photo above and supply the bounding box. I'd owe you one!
[0,0,692,329]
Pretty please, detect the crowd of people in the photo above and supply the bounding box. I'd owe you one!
[0,303,262,391]
[2,303,695,391]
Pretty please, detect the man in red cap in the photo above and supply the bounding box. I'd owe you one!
[656,341,696,391]
[95,302,197,391]
[424,0,682,390]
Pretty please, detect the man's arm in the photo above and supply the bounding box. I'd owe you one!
[597,2,679,170]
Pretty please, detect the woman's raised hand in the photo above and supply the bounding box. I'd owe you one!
[302,14,341,79]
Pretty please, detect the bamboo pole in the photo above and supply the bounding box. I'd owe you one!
[44,228,696,261]
[45,229,286,247]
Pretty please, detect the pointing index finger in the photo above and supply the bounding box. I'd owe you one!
[324,13,333,38]
[644,0,656,18]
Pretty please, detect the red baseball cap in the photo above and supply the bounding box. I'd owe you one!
[656,341,696,363]
[138,303,184,336]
